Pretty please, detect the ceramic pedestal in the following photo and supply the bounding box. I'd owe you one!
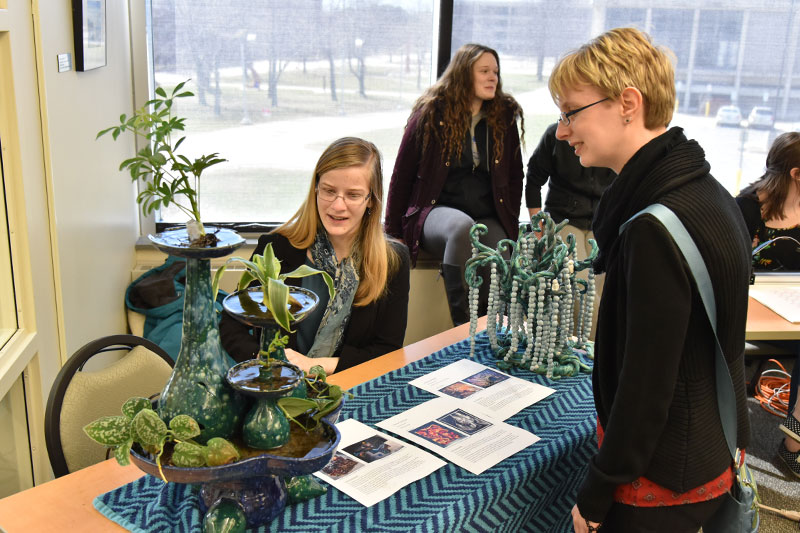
[149,227,247,443]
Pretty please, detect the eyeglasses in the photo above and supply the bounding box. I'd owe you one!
[316,185,371,206]
[558,97,609,126]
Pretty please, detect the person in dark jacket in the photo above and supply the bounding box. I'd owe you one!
[384,43,524,326]
[736,131,800,478]
[221,137,410,374]
[526,122,616,338]
[550,28,751,532]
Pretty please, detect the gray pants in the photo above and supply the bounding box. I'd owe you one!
[421,206,509,324]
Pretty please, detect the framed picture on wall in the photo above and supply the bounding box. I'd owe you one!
[71,0,107,71]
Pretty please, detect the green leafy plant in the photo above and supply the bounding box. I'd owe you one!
[212,243,335,332]
[83,397,240,479]
[97,80,225,243]
[278,365,352,430]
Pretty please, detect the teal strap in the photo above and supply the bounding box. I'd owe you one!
[621,204,738,459]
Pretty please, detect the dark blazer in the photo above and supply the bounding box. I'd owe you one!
[384,106,524,265]
[219,233,411,372]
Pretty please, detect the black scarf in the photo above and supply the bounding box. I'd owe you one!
[591,127,710,273]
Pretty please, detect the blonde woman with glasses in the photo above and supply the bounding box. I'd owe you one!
[221,137,410,375]
[550,28,751,532]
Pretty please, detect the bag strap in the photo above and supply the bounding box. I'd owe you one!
[621,203,738,459]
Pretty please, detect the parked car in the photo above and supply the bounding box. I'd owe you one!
[715,105,742,127]
[747,106,775,129]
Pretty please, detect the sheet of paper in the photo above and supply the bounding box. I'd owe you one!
[376,396,540,475]
[407,358,555,420]
[313,418,446,507]
[750,286,800,323]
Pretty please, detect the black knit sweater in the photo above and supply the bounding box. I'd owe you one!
[579,128,751,521]
[219,233,411,373]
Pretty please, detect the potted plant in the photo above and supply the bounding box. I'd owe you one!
[98,80,248,443]
[97,80,224,246]
[83,397,240,474]
[216,243,335,449]
[213,242,334,334]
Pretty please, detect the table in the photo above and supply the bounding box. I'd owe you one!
[0,318,597,532]
[746,295,800,341]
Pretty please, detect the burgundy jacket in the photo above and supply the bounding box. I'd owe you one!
[384,107,524,265]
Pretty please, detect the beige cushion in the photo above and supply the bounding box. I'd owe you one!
[59,345,173,473]
[127,309,146,337]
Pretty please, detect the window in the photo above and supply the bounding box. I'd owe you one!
[0,142,17,349]
[146,1,800,226]
[149,0,436,225]
[451,2,800,202]
[0,375,33,498]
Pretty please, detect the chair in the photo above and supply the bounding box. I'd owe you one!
[44,335,174,478]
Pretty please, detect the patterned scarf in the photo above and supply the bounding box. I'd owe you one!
[306,230,360,358]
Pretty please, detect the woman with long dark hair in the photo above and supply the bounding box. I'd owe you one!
[384,43,524,325]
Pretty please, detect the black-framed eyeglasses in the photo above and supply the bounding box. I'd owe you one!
[316,185,371,206]
[558,97,610,126]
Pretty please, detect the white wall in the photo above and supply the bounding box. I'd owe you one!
[37,2,139,359]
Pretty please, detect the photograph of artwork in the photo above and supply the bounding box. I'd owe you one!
[463,368,509,388]
[437,409,492,435]
[411,422,465,447]
[343,435,404,463]
[320,452,364,479]
[439,381,482,399]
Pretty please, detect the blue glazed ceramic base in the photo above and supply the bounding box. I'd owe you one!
[200,476,287,528]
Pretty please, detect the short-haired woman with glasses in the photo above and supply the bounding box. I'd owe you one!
[221,137,410,375]
[550,28,751,532]
[384,43,524,326]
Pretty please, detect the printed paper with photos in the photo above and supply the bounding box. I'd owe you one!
[408,358,556,420]
[313,419,446,507]
[377,397,539,475]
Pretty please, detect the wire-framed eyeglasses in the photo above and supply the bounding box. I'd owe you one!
[316,185,371,206]
[558,97,610,126]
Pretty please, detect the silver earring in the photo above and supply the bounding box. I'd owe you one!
[366,207,372,216]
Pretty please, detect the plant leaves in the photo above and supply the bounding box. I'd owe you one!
[121,397,152,419]
[265,244,282,279]
[172,441,206,467]
[132,408,168,446]
[307,365,327,381]
[282,266,335,300]
[169,414,201,440]
[204,437,240,466]
[267,278,294,332]
[114,438,133,466]
[84,416,132,446]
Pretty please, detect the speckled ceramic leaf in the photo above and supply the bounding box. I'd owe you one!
[286,474,327,503]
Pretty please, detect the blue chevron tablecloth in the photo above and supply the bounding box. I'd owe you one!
[94,333,597,533]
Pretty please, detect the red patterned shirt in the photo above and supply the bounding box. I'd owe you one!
[597,422,734,506]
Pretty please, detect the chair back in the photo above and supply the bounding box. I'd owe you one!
[44,335,173,477]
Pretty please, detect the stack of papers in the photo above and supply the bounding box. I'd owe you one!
[316,359,557,505]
